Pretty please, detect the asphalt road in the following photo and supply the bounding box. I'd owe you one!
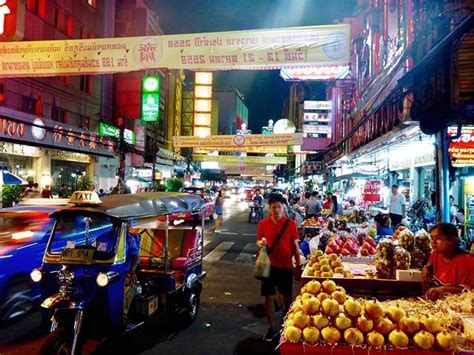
[0,197,301,355]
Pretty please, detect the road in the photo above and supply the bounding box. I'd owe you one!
[0,197,300,355]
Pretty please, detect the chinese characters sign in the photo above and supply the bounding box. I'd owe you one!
[0,106,116,157]
[0,24,350,76]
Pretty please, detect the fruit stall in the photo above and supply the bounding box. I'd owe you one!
[279,279,474,354]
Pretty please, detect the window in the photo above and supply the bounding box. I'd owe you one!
[87,0,97,9]
[52,106,67,123]
[21,96,38,114]
[66,15,74,37]
[80,75,92,95]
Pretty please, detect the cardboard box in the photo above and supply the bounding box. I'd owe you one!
[396,269,422,282]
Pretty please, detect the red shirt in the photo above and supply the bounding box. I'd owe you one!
[429,251,474,288]
[257,216,298,269]
[323,200,332,209]
[41,189,52,198]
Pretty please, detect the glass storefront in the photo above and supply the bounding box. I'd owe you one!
[0,153,35,181]
[51,159,89,192]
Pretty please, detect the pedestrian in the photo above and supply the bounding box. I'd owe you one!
[305,191,321,219]
[41,185,52,199]
[389,184,406,227]
[98,188,106,197]
[257,195,302,342]
[331,195,342,215]
[58,184,68,198]
[215,190,224,231]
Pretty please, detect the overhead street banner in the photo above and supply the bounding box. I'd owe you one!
[225,166,269,175]
[195,146,287,154]
[0,25,350,76]
[193,154,287,165]
[174,133,303,148]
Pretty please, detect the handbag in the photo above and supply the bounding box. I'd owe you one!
[254,219,291,280]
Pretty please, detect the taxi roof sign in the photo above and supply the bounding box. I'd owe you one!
[69,191,103,205]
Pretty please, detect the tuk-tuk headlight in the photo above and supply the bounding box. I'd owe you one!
[57,269,74,286]
[96,272,119,287]
[30,268,43,283]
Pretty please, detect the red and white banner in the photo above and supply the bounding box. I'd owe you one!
[448,126,474,167]
[363,180,383,202]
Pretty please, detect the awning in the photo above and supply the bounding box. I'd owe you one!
[0,171,27,185]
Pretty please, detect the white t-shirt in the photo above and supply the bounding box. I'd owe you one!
[389,193,406,215]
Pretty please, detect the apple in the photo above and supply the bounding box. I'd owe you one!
[436,330,457,351]
[302,326,320,344]
[315,250,324,257]
[341,248,351,256]
[361,248,369,256]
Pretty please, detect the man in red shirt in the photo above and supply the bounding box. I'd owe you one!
[257,195,301,341]
[422,222,474,301]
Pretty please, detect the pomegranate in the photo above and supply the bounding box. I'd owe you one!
[317,292,330,303]
[321,279,337,294]
[436,330,457,351]
[321,298,340,317]
[332,290,346,304]
[366,330,385,347]
[344,327,364,346]
[284,325,302,343]
[364,300,385,320]
[321,326,341,345]
[293,311,311,329]
[399,316,420,336]
[375,318,395,335]
[388,329,409,348]
[302,296,320,316]
[356,315,374,333]
[312,313,329,329]
[421,315,442,334]
[335,313,353,330]
[305,280,321,295]
[414,330,435,350]
[344,298,362,318]
[386,306,406,323]
[302,326,320,344]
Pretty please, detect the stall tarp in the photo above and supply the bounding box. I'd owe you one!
[0,25,350,77]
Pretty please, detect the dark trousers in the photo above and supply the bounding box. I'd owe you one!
[389,213,403,227]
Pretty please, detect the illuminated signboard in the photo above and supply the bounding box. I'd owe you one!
[303,101,332,111]
[303,112,332,122]
[99,122,120,138]
[124,128,136,145]
[0,0,25,41]
[141,76,160,122]
[448,126,474,167]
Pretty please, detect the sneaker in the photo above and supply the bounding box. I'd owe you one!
[262,328,278,342]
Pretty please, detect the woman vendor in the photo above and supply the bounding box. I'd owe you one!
[422,222,474,301]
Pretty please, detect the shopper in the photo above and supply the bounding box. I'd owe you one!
[331,195,342,215]
[374,214,393,236]
[215,190,224,231]
[41,185,52,199]
[323,192,333,210]
[304,191,321,218]
[257,195,301,342]
[389,184,406,227]
[422,223,474,301]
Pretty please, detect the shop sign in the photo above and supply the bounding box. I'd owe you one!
[124,129,136,145]
[448,126,474,167]
[363,180,382,202]
[303,124,331,134]
[261,126,273,135]
[303,112,331,122]
[99,122,120,138]
[303,161,323,175]
[0,24,350,76]
[142,93,160,122]
[51,151,91,163]
[303,101,332,111]
[173,133,303,148]
[0,107,116,157]
[0,0,25,41]
[195,145,287,154]
[0,142,40,156]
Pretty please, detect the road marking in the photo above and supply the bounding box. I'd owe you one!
[204,241,234,262]
[242,233,256,237]
[217,231,238,235]
[235,243,257,263]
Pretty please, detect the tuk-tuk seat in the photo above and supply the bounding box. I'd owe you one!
[138,228,201,270]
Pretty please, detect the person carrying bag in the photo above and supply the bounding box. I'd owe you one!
[256,195,302,342]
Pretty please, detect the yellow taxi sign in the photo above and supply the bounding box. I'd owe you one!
[69,191,103,205]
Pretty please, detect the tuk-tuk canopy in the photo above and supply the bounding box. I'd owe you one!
[51,192,205,220]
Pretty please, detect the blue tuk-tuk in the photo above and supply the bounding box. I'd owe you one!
[31,191,206,354]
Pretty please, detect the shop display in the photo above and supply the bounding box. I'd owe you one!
[306,252,353,278]
[281,279,474,352]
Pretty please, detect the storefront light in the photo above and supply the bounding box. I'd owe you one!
[195,85,212,98]
[194,99,212,112]
[195,72,213,85]
[194,113,211,126]
[194,126,211,138]
[41,174,51,186]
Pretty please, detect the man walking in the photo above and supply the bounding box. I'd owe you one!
[389,184,406,227]
[257,195,301,341]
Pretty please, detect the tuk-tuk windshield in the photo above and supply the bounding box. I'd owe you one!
[48,214,120,261]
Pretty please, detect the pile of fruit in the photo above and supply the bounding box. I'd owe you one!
[324,234,377,257]
[302,217,324,227]
[283,279,459,351]
[306,251,353,278]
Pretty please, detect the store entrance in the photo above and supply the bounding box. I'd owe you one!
[51,160,89,193]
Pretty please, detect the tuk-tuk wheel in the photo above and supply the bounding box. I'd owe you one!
[40,328,75,355]
[183,288,200,323]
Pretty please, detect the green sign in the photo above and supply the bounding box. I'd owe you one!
[124,129,136,145]
[141,76,160,122]
[262,126,273,135]
[99,122,120,138]
[142,93,160,122]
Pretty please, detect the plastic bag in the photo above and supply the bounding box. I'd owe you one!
[254,246,271,280]
[308,235,320,255]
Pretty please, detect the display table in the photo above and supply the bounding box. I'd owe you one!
[279,341,463,354]
[302,263,422,299]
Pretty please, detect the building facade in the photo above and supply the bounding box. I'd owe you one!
[214,89,248,135]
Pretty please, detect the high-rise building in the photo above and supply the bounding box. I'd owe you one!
[214,89,248,135]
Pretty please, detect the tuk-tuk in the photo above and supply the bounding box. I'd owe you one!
[31,191,206,354]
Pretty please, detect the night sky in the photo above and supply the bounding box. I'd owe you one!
[153,0,356,131]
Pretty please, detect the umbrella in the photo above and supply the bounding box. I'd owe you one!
[0,171,28,185]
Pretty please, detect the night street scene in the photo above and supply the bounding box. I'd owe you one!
[0,0,474,354]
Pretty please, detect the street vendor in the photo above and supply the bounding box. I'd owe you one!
[422,222,474,301]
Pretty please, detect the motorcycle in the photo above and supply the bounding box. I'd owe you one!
[248,202,264,223]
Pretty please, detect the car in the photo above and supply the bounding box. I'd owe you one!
[169,187,215,221]
[0,201,69,322]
